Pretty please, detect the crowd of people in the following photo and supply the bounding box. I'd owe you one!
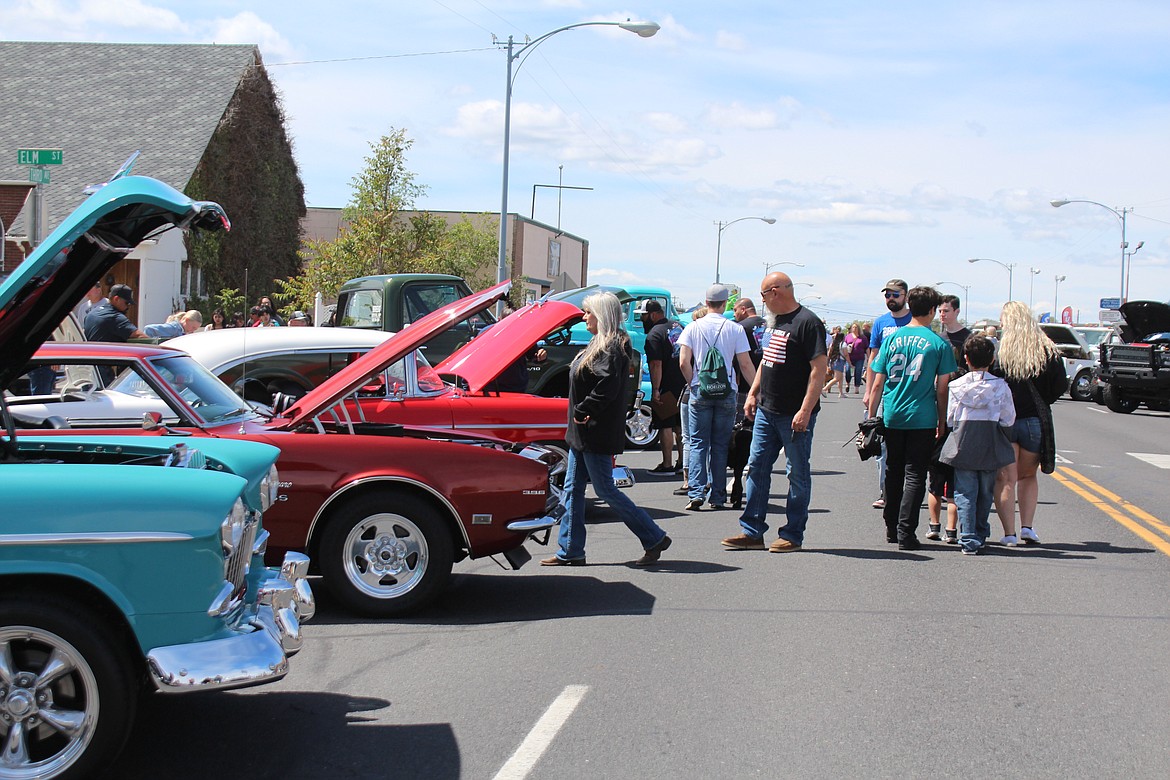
[75,286,311,342]
[544,274,1066,565]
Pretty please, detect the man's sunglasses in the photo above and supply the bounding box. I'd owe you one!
[883,291,904,299]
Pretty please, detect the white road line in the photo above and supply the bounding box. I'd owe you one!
[1129,452,1170,470]
[1090,407,1109,414]
[493,685,589,780]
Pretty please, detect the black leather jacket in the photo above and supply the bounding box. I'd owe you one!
[566,336,632,455]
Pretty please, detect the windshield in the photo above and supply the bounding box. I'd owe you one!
[127,354,254,424]
[1075,328,1109,347]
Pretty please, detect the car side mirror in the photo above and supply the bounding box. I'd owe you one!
[143,411,163,431]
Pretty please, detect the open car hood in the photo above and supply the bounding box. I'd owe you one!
[436,299,585,392]
[0,172,229,390]
[1118,301,1170,342]
[277,281,511,427]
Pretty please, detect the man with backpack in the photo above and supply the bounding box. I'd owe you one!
[722,272,828,552]
[678,284,756,511]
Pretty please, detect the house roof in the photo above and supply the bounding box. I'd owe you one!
[0,41,259,237]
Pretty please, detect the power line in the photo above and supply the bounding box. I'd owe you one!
[266,46,493,67]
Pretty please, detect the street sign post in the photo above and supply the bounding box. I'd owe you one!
[28,168,50,185]
[1100,297,1122,310]
[17,149,63,166]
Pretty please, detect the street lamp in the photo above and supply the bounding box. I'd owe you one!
[935,280,972,319]
[1027,267,1042,311]
[764,260,804,274]
[715,216,776,283]
[496,19,660,297]
[968,258,1015,303]
[1054,275,1066,319]
[798,294,822,305]
[1050,198,1132,302]
[1124,241,1144,301]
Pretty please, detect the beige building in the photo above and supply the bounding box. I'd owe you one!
[302,208,589,303]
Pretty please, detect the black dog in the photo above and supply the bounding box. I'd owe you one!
[728,419,753,510]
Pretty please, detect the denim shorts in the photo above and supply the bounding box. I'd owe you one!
[1009,416,1042,453]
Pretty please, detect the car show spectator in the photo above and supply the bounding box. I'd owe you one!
[641,299,685,475]
[678,284,755,511]
[83,283,145,342]
[541,292,672,567]
[991,301,1068,546]
[144,309,202,339]
[864,279,913,509]
[722,272,827,553]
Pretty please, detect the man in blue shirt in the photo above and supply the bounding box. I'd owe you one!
[84,284,144,342]
[866,286,957,549]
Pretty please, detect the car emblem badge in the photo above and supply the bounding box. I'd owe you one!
[472,514,492,525]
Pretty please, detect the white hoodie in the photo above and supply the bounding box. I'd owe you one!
[940,370,1016,471]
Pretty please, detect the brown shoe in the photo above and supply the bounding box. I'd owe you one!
[633,534,672,566]
[769,538,802,553]
[721,534,765,551]
[540,555,586,566]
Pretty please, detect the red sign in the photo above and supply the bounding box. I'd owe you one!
[1061,306,1073,325]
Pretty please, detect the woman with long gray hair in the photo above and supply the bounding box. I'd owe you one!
[992,301,1068,546]
[541,291,672,567]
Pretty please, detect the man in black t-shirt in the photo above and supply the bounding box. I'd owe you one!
[722,272,827,553]
[926,294,973,542]
[84,283,144,342]
[642,300,685,473]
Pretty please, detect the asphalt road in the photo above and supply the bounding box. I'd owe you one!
[107,393,1170,779]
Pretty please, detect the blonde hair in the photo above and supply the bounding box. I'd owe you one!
[575,292,628,376]
[996,301,1058,381]
[692,305,709,320]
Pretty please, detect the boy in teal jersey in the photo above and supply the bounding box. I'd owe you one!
[866,286,957,549]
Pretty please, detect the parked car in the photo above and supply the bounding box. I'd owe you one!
[10,284,568,618]
[1073,325,1114,361]
[1040,323,1095,401]
[0,164,314,778]
[1096,300,1170,413]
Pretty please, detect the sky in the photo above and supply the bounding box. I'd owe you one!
[5,0,1170,325]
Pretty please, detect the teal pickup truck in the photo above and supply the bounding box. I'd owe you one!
[0,157,315,779]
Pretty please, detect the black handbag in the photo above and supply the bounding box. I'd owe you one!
[856,418,885,461]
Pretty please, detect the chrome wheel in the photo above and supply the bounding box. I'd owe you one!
[625,403,659,449]
[0,627,99,779]
[321,492,455,616]
[1069,371,1093,402]
[342,513,429,600]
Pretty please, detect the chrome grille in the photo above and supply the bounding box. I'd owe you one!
[226,513,259,592]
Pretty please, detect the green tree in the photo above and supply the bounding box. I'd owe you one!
[276,129,498,312]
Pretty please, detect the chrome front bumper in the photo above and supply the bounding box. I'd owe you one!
[147,552,316,693]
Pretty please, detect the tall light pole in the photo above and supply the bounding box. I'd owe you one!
[1050,198,1131,302]
[968,258,1015,303]
[1027,267,1042,310]
[496,19,660,299]
[764,260,804,274]
[1054,274,1066,319]
[716,216,776,283]
[798,294,822,305]
[1124,241,1144,301]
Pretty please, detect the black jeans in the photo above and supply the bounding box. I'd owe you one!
[882,427,937,542]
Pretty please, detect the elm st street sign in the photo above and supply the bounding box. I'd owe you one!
[17,149,64,166]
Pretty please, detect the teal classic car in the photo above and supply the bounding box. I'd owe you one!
[0,157,315,779]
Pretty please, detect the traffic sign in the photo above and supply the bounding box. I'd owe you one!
[1100,309,1122,323]
[1100,297,1121,310]
[17,149,63,166]
[28,168,50,185]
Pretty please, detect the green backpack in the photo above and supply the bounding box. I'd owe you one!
[697,322,732,399]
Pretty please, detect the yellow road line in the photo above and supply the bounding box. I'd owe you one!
[1054,467,1170,557]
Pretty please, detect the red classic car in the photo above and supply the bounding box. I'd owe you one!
[8,213,567,617]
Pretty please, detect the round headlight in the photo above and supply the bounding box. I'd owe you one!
[258,463,280,511]
[220,498,247,554]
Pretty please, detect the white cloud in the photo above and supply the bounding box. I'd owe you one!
[9,0,185,35]
[783,202,921,226]
[714,31,748,51]
[641,111,689,134]
[704,101,782,131]
[207,11,297,62]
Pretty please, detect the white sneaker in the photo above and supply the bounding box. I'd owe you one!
[1019,527,1040,545]
[1000,535,1019,547]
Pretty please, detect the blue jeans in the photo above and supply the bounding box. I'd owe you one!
[953,468,995,552]
[738,408,818,545]
[851,359,865,389]
[555,448,666,561]
[687,394,738,504]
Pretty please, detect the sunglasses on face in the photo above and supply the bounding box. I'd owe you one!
[884,291,903,299]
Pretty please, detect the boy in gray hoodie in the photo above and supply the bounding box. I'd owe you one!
[939,335,1016,555]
